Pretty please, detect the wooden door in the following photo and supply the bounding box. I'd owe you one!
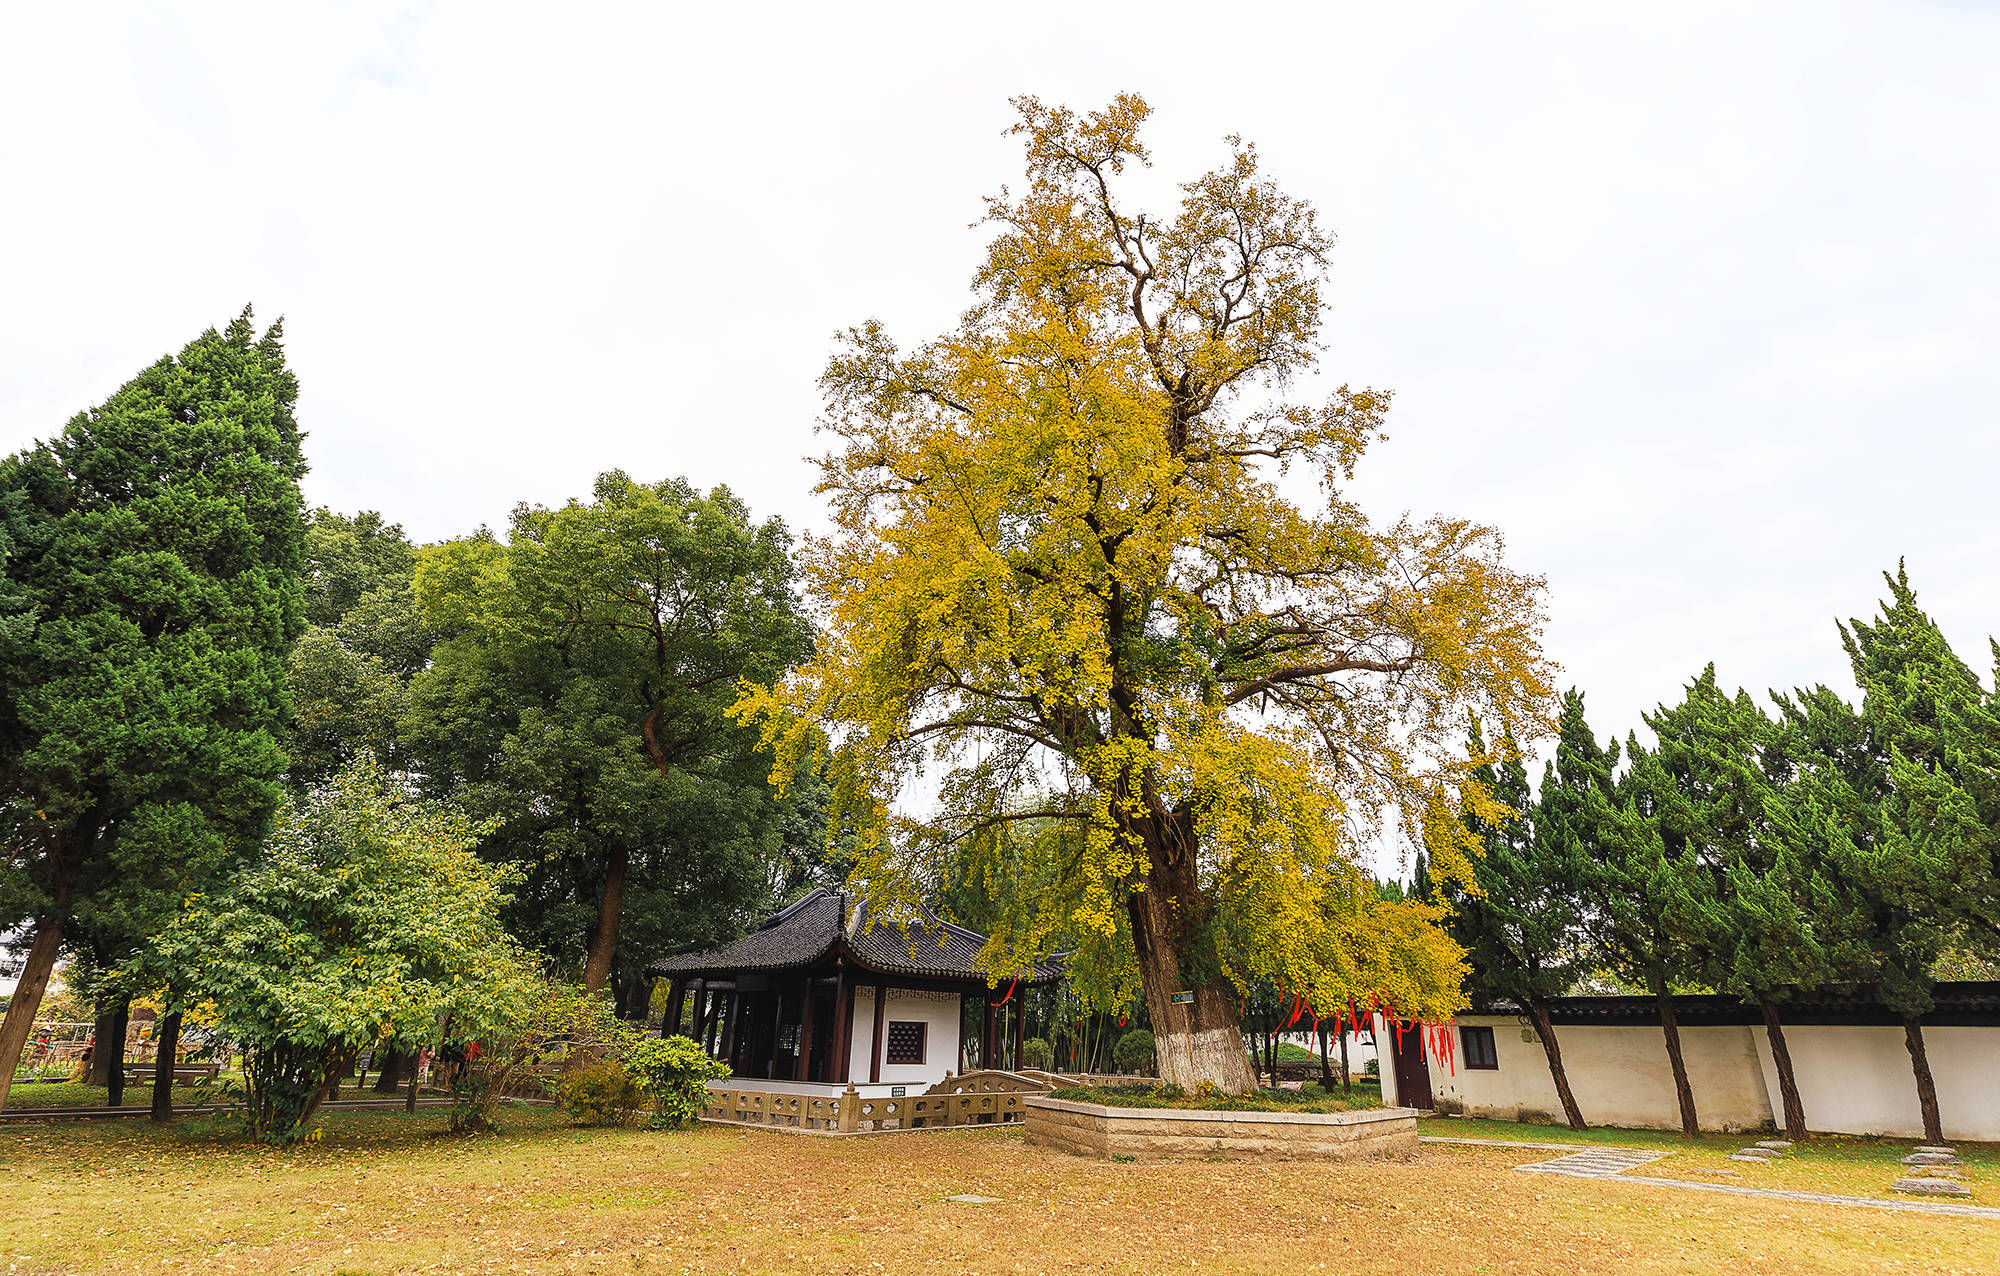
[1391,1022,1433,1110]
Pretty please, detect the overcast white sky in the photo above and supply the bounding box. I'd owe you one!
[4,2,1997,771]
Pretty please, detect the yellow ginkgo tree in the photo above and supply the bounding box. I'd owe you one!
[738,95,1555,1091]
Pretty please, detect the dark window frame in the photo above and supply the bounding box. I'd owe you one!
[885,1020,928,1065]
[1461,1025,1499,1070]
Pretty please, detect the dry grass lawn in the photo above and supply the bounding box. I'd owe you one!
[1431,1115,1999,1207]
[0,1106,1994,1275]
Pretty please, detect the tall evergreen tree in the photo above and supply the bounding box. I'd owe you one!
[1637,667,1827,1141]
[0,309,307,1110]
[1766,570,1995,1143]
[1443,710,1593,1129]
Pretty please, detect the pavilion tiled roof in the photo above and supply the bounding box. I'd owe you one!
[648,888,1066,986]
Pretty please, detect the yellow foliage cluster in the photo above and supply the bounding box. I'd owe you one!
[736,95,1553,1023]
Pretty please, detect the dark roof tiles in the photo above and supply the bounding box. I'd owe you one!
[648,888,1064,985]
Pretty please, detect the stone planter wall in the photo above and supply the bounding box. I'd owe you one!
[1024,1096,1419,1161]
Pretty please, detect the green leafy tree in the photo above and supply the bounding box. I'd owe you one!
[0,310,306,1112]
[283,509,431,789]
[404,472,813,1006]
[133,763,537,1144]
[1767,571,1995,1143]
[1443,711,1593,1129]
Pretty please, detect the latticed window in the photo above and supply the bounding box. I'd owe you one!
[1461,1025,1499,1070]
[885,1020,927,1065]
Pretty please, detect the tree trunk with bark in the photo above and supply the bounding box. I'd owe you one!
[1524,996,1588,1131]
[580,844,628,996]
[104,1003,129,1107]
[1657,989,1700,1137]
[1315,1021,1337,1090]
[89,1007,119,1087]
[372,1048,405,1093]
[1902,1014,1945,1145]
[1338,1028,1351,1093]
[0,917,65,1113]
[150,1012,182,1124]
[1758,996,1808,1142]
[1127,807,1258,1093]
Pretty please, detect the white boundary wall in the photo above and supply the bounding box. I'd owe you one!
[845,987,964,1088]
[1430,1014,2000,1141]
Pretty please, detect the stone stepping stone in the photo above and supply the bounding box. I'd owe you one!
[1893,1177,1971,1197]
[1913,1167,1965,1179]
[1728,1154,1773,1163]
[944,1194,1003,1204]
[1733,1147,1781,1158]
[1902,1152,1964,1166]
[1914,1145,1956,1155]
[1755,1140,1793,1151]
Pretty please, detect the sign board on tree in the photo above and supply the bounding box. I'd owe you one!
[1170,990,1194,1005]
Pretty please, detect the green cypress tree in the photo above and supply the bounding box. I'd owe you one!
[1766,569,1997,1144]
[0,309,307,1111]
[1591,707,1714,1138]
[1443,710,1594,1129]
[1636,666,1828,1141]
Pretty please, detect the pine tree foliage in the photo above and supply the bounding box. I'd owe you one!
[0,309,306,1108]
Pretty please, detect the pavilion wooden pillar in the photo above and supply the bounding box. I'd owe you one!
[831,964,853,1084]
[664,979,688,1039]
[982,996,997,1070]
[690,980,709,1051]
[795,979,818,1082]
[868,982,888,1083]
[720,992,741,1066]
[767,984,786,1079]
[1014,995,1027,1071]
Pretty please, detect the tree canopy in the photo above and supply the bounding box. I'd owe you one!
[405,471,813,1007]
[738,95,1552,1090]
[0,309,306,1109]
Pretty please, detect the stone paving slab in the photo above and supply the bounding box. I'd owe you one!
[1893,1178,1972,1197]
[1420,1136,1999,1221]
[1513,1147,1674,1178]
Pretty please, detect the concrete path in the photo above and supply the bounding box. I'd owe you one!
[1419,1135,2000,1222]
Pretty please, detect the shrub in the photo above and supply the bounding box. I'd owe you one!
[1112,1029,1156,1075]
[448,981,636,1133]
[557,1056,648,1127]
[1020,1036,1053,1071]
[625,1034,730,1130]
[1363,1056,1381,1078]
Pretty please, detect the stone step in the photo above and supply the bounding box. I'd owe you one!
[1914,1145,1956,1155]
[1892,1178,1971,1197]
[1902,1152,1964,1166]
[1755,1140,1793,1150]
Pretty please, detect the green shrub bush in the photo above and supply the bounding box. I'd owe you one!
[1021,1036,1053,1071]
[556,1057,648,1127]
[1112,1029,1156,1075]
[625,1034,730,1130]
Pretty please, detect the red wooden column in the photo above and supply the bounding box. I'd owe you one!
[982,996,997,1070]
[795,980,818,1082]
[830,965,853,1084]
[1013,995,1027,1071]
[868,982,888,1083]
[664,979,687,1039]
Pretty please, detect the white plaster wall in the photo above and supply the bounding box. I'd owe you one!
[1750,1025,2000,1142]
[845,987,963,1088]
[1432,1016,1775,1133]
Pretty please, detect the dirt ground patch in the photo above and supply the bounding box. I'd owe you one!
[0,1106,1993,1274]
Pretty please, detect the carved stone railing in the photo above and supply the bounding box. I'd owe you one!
[699,1070,1076,1135]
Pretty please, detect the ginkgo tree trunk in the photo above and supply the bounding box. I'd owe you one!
[738,95,1554,1093]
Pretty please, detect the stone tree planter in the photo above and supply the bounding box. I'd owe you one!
[1024,1096,1419,1161]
